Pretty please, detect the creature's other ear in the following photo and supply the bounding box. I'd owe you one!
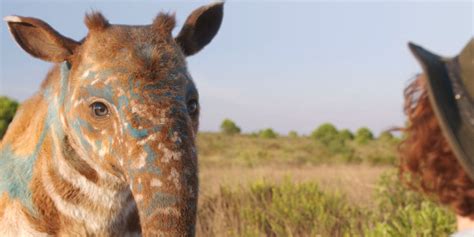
[175,2,224,56]
[4,15,80,62]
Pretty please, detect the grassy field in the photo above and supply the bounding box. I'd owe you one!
[197,132,398,167]
[196,133,456,237]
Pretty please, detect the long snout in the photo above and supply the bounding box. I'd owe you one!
[126,126,198,236]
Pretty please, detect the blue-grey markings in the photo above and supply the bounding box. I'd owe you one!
[71,119,93,151]
[0,76,68,214]
[127,123,149,139]
[118,95,130,109]
[143,144,160,175]
[59,62,71,105]
[0,145,37,213]
[76,118,96,133]
[144,192,178,216]
[82,67,129,81]
[95,140,102,151]
[126,123,162,139]
[127,144,161,191]
[86,84,115,104]
[84,71,98,81]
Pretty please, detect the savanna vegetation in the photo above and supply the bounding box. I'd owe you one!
[196,120,455,237]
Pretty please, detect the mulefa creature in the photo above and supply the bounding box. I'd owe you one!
[0,2,223,236]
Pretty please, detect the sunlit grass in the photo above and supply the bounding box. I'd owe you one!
[196,132,455,237]
[197,172,455,237]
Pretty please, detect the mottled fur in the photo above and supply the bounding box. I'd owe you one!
[1,3,223,236]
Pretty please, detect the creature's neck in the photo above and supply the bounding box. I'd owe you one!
[28,131,136,235]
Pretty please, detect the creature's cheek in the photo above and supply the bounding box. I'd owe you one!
[92,135,115,160]
[68,119,94,151]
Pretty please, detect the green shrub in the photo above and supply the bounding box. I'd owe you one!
[310,123,355,159]
[366,171,455,236]
[288,130,298,138]
[220,119,241,135]
[311,123,339,145]
[0,96,19,139]
[327,136,354,158]
[258,128,278,139]
[355,127,374,144]
[378,131,394,141]
[339,129,354,141]
[378,131,402,146]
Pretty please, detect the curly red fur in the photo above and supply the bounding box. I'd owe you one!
[399,74,474,218]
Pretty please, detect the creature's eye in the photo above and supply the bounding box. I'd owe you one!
[90,102,109,118]
[187,99,199,115]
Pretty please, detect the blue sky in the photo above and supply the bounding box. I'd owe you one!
[1,1,472,135]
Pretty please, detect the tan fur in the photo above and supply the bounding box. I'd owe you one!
[28,138,61,235]
[1,94,47,156]
[62,136,99,183]
[0,199,48,236]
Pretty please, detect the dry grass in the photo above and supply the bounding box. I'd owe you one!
[196,166,455,237]
[197,132,394,208]
[200,164,388,208]
[195,133,455,237]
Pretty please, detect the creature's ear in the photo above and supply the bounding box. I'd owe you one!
[4,15,80,62]
[175,2,224,56]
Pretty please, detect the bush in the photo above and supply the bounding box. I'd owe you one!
[311,123,354,159]
[366,171,455,236]
[378,131,394,141]
[288,130,298,138]
[258,128,278,139]
[378,131,401,145]
[220,119,241,135]
[355,127,374,144]
[0,96,19,139]
[339,129,354,141]
[327,136,354,158]
[311,123,339,145]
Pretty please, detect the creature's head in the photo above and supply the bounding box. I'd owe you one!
[5,3,223,235]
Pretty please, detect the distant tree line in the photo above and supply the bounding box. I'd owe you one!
[219,119,398,144]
